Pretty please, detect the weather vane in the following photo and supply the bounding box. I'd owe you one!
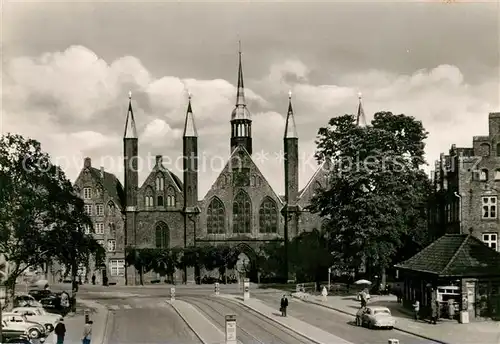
[128,91,132,99]
[288,90,292,99]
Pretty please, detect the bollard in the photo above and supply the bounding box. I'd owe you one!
[388,339,399,344]
[170,287,175,301]
[84,309,90,323]
[215,282,220,296]
[225,314,237,344]
[243,278,250,301]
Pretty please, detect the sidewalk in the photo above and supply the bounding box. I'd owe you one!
[292,292,500,344]
[169,299,225,344]
[45,300,109,344]
[220,294,354,344]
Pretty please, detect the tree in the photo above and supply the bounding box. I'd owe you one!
[0,134,104,306]
[256,242,286,281]
[308,112,432,285]
[125,247,155,285]
[288,229,333,289]
[149,248,180,283]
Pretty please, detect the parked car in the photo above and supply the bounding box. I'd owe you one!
[13,295,43,308]
[11,307,62,331]
[2,313,46,339]
[28,289,52,301]
[356,306,395,329]
[4,334,46,343]
[1,320,29,341]
[39,293,61,310]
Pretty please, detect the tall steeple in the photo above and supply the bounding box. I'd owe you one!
[183,93,198,137]
[124,91,138,138]
[230,41,252,154]
[284,90,298,138]
[356,92,366,126]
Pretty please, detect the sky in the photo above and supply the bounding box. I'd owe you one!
[2,0,499,198]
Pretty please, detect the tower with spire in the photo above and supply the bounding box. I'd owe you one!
[182,92,200,251]
[230,42,253,155]
[123,92,139,283]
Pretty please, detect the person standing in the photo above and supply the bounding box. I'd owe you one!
[430,300,438,324]
[82,320,93,344]
[280,295,289,317]
[54,318,66,344]
[91,274,96,285]
[412,300,420,321]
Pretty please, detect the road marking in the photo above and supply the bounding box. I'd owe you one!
[123,304,132,309]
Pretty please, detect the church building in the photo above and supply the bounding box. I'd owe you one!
[75,51,363,285]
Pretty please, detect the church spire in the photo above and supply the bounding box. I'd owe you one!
[236,40,246,106]
[183,92,198,137]
[124,91,137,138]
[284,90,298,138]
[356,92,366,126]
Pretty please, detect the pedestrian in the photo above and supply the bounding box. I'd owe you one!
[82,320,93,344]
[360,291,367,308]
[430,300,438,324]
[54,318,66,344]
[412,300,420,321]
[280,294,289,317]
[91,274,96,285]
[447,298,455,319]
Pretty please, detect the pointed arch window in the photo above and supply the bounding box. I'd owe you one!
[155,223,169,248]
[107,201,116,215]
[207,198,225,234]
[145,187,154,208]
[156,174,165,191]
[233,191,251,234]
[259,197,278,233]
[166,186,176,207]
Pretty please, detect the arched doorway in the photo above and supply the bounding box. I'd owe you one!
[234,244,258,282]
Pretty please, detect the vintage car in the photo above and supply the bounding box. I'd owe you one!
[355,306,396,329]
[1,320,29,341]
[11,307,62,331]
[28,289,53,301]
[13,294,43,308]
[2,313,46,339]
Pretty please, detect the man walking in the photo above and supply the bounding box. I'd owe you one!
[280,295,289,317]
[54,318,66,344]
[82,320,93,344]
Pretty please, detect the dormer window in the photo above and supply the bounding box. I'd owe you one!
[480,169,488,181]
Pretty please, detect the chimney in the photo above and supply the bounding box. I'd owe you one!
[84,157,91,168]
[156,155,162,167]
[100,166,104,179]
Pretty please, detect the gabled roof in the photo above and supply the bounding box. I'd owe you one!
[395,234,500,277]
[88,168,125,208]
[298,160,326,200]
[140,164,183,192]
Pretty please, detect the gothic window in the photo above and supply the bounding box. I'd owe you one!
[166,186,176,207]
[207,197,225,234]
[251,175,256,187]
[107,201,116,215]
[156,174,165,191]
[155,223,169,248]
[145,187,154,208]
[259,197,278,233]
[233,190,251,234]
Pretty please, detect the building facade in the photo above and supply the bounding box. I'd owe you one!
[429,112,500,249]
[74,52,355,285]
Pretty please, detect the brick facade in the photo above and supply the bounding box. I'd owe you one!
[429,112,500,250]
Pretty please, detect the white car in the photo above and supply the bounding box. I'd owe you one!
[356,306,396,329]
[11,306,62,331]
[2,312,46,338]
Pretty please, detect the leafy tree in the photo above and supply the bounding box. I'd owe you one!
[308,112,432,285]
[288,229,333,289]
[149,248,180,283]
[0,134,103,305]
[256,242,286,280]
[125,247,155,285]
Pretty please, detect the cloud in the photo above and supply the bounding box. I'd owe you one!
[2,45,498,200]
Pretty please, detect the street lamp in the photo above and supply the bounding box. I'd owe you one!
[454,192,462,233]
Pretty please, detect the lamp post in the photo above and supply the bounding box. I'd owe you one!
[454,192,462,234]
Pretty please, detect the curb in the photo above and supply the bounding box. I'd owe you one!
[219,294,352,344]
[168,300,209,344]
[292,295,451,344]
[78,299,111,344]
